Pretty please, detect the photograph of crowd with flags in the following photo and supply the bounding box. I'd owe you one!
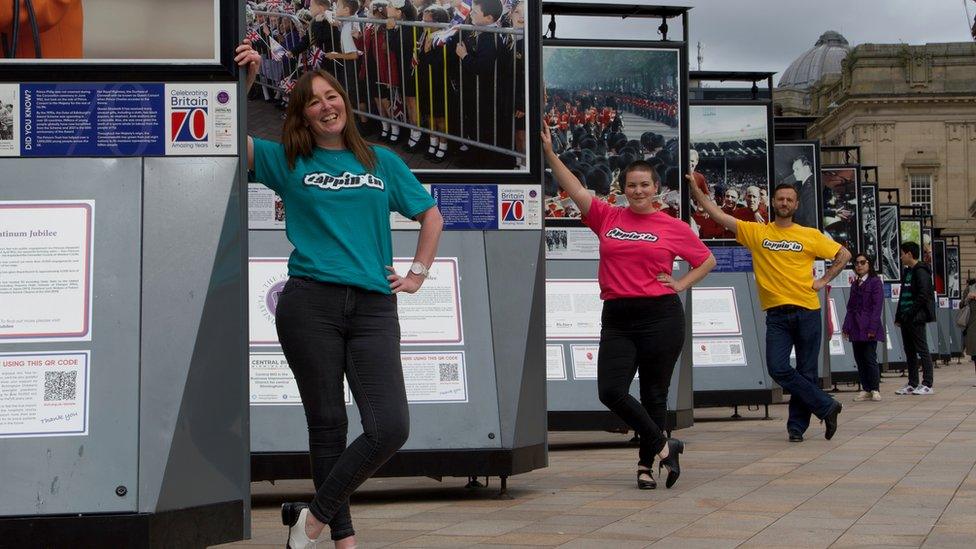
[688,104,770,241]
[542,46,681,221]
[245,0,529,171]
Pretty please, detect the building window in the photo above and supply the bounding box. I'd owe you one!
[910,174,932,215]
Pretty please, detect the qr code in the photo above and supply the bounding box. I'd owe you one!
[438,363,459,382]
[44,371,77,401]
[730,344,742,355]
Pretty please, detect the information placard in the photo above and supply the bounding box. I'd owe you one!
[0,351,90,438]
[0,201,94,343]
[402,352,468,403]
[431,184,541,231]
[691,287,742,336]
[392,258,464,345]
[546,344,567,380]
[546,279,602,340]
[248,258,289,346]
[545,228,599,260]
[570,344,599,380]
[692,338,747,367]
[247,184,285,230]
[249,258,463,346]
[829,334,844,355]
[250,353,349,406]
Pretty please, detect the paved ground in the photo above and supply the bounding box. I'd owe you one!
[216,360,976,548]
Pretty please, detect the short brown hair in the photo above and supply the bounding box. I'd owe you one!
[773,183,798,199]
[618,160,660,187]
[282,70,377,172]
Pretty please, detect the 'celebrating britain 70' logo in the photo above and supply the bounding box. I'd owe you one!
[501,196,524,222]
[171,107,208,142]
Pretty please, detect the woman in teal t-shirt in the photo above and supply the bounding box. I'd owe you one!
[237,41,443,549]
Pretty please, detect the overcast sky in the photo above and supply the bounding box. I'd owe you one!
[550,0,975,83]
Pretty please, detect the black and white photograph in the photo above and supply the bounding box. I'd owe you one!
[246,0,533,174]
[543,43,681,222]
[859,184,880,272]
[821,167,859,258]
[689,104,770,241]
[773,141,820,230]
[878,203,902,282]
[933,239,947,297]
[947,245,961,299]
[545,228,568,252]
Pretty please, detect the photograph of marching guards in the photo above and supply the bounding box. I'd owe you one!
[689,103,772,242]
[542,42,681,222]
[244,0,536,174]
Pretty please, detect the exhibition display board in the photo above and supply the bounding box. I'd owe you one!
[0,1,249,546]
[246,1,546,492]
[543,4,694,432]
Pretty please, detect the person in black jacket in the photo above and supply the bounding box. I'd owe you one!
[894,241,936,395]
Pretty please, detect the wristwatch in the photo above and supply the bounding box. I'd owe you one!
[409,261,429,278]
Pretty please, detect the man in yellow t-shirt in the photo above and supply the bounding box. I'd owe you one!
[690,179,851,442]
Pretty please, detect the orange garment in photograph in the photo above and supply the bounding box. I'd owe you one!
[0,0,83,59]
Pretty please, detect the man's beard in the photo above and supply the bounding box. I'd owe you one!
[773,206,796,220]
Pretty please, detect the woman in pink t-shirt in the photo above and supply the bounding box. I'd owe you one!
[542,126,716,489]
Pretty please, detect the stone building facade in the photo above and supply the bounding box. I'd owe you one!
[774,39,976,277]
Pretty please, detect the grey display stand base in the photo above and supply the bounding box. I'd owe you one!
[548,409,694,434]
[0,501,243,549]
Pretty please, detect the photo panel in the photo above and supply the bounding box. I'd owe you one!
[245,0,536,177]
[933,239,947,297]
[689,103,771,242]
[543,41,682,224]
[821,167,860,260]
[859,184,880,272]
[947,245,961,298]
[0,0,220,64]
[773,141,821,231]
[900,217,922,266]
[922,227,934,265]
[878,203,902,282]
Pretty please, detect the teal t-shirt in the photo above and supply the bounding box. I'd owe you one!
[252,138,436,294]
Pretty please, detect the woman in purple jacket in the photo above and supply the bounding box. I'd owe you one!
[843,253,885,401]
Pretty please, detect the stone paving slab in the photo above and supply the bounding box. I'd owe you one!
[214,360,976,548]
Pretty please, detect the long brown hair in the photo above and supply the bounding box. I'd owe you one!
[282,69,377,172]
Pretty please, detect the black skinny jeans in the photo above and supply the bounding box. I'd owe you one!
[276,277,410,541]
[852,341,880,392]
[901,322,934,388]
[597,294,684,467]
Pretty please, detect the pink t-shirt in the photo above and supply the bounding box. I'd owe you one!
[583,199,712,300]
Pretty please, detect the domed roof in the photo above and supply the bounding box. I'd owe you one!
[778,31,851,89]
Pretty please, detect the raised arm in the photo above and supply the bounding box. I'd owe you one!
[235,39,262,171]
[541,124,593,217]
[687,174,738,235]
[813,246,852,290]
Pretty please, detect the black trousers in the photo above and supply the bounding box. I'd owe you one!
[900,322,934,388]
[597,294,684,466]
[852,341,880,392]
[276,277,409,541]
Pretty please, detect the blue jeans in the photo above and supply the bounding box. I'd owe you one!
[765,306,836,435]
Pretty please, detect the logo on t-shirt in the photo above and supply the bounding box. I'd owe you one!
[762,238,803,252]
[303,171,385,191]
[606,227,659,242]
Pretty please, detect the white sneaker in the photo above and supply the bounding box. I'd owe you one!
[853,391,871,402]
[871,391,882,401]
[912,385,934,395]
[287,508,326,549]
[894,384,916,395]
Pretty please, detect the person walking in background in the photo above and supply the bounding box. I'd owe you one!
[963,278,976,385]
[843,254,884,402]
[894,242,936,396]
[690,179,848,443]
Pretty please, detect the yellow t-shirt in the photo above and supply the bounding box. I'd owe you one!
[736,220,842,310]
